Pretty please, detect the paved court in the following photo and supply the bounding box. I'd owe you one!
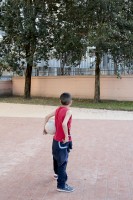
[0,103,133,200]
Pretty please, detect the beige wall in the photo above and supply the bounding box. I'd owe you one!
[13,76,133,101]
[0,80,12,96]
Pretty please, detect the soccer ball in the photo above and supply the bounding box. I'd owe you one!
[45,119,56,135]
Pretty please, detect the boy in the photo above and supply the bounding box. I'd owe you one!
[43,93,74,193]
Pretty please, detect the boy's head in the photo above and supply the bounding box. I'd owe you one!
[60,93,72,106]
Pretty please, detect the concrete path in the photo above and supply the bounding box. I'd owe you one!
[0,103,133,200]
[0,103,133,120]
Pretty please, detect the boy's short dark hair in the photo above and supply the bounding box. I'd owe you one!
[60,93,72,105]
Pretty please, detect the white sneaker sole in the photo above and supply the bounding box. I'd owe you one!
[57,188,75,193]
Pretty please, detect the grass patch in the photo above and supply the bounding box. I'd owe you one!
[0,96,133,111]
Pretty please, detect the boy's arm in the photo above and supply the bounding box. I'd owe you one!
[62,110,72,143]
[43,111,55,134]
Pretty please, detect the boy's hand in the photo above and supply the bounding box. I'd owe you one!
[63,136,69,143]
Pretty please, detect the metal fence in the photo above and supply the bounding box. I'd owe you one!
[0,76,12,80]
[32,67,133,77]
[1,67,133,79]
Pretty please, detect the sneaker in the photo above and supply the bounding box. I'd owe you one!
[53,174,58,180]
[57,184,75,193]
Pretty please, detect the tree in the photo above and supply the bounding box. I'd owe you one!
[1,0,60,98]
[82,0,120,102]
[52,0,126,102]
[75,0,133,102]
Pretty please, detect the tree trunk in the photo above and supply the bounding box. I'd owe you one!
[60,53,67,75]
[24,41,35,99]
[114,59,118,75]
[94,52,101,103]
[24,62,32,99]
[61,63,65,75]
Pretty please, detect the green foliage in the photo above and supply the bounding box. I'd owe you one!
[51,1,88,67]
[1,0,56,63]
[66,0,133,62]
[2,0,132,69]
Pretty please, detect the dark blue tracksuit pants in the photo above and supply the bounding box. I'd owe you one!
[52,139,72,189]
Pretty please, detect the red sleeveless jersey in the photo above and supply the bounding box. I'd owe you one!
[54,106,72,142]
